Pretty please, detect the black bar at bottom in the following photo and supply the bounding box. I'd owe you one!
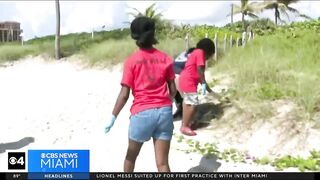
[90,172,316,180]
[0,172,318,180]
[5,173,28,180]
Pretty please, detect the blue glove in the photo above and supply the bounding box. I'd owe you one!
[201,83,206,95]
[104,115,116,133]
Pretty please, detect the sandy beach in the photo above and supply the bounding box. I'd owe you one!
[0,57,318,172]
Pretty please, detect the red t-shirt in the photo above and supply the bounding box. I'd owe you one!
[179,49,205,93]
[121,48,175,115]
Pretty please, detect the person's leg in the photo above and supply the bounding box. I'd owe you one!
[124,139,143,172]
[153,106,173,172]
[180,103,197,136]
[180,93,198,136]
[182,103,195,127]
[126,108,156,172]
[153,139,171,172]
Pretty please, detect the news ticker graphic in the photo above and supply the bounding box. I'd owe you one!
[28,150,90,179]
[4,151,319,180]
[1,172,319,180]
[7,150,90,179]
[7,152,25,170]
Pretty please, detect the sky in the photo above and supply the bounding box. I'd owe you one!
[0,0,320,40]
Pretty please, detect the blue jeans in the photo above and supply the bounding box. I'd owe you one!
[129,106,174,143]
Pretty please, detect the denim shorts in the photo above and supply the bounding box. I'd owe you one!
[129,106,174,143]
[181,92,199,105]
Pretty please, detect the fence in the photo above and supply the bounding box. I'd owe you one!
[184,31,255,61]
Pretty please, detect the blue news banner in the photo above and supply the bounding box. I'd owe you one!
[28,150,89,179]
[2,149,319,180]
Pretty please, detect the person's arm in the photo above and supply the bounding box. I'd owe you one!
[167,56,177,100]
[105,85,130,134]
[197,66,213,93]
[105,59,132,134]
[167,79,177,100]
[112,85,130,117]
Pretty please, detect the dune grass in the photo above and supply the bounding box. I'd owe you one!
[0,29,131,64]
[80,37,136,66]
[0,28,188,66]
[0,43,38,63]
[155,37,186,58]
[79,37,187,67]
[211,29,320,116]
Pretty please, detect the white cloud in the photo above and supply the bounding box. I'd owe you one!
[61,1,128,35]
[291,1,320,20]
[127,1,235,26]
[61,2,109,34]
[0,1,319,40]
[164,1,227,21]
[6,1,130,40]
[14,1,55,37]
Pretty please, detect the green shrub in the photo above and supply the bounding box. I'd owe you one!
[176,136,320,172]
[0,43,36,62]
[211,28,320,115]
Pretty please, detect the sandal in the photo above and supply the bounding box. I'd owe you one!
[180,126,197,136]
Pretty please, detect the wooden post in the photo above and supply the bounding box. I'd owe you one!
[14,30,17,41]
[11,29,13,41]
[6,30,8,42]
[6,28,9,41]
[214,33,218,61]
[4,30,7,42]
[248,32,252,41]
[91,29,94,40]
[205,33,208,38]
[20,32,24,46]
[230,35,233,48]
[55,0,61,60]
[242,31,246,47]
[231,4,234,25]
[10,28,13,41]
[7,27,10,41]
[236,37,240,47]
[224,34,227,52]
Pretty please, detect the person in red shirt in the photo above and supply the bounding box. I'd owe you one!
[178,38,215,136]
[104,16,177,172]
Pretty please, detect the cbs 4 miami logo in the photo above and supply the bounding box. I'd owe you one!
[8,152,25,170]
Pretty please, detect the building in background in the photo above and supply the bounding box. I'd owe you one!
[0,21,22,42]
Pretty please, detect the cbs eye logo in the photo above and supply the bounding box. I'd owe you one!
[8,152,25,170]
